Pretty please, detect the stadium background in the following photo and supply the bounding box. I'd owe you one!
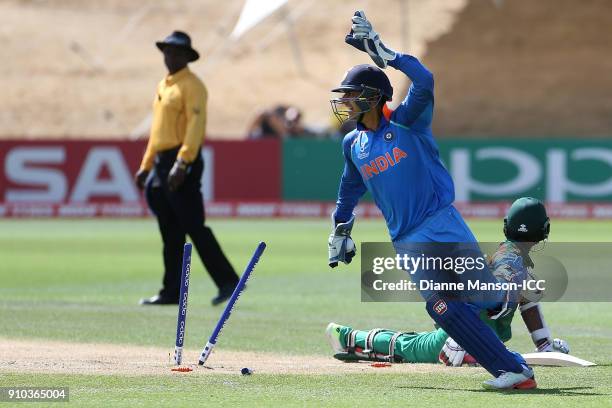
[1,0,611,217]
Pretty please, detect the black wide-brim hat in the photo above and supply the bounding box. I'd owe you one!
[156,31,199,62]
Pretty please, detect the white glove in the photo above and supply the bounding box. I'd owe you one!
[351,11,396,68]
[439,337,477,367]
[537,338,570,354]
[328,214,356,268]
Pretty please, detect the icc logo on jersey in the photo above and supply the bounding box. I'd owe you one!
[357,132,370,159]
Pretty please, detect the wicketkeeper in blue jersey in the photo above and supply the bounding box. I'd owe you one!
[328,11,536,390]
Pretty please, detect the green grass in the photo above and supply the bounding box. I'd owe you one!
[0,219,611,406]
[1,369,611,408]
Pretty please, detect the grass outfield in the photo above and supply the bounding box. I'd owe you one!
[0,218,611,407]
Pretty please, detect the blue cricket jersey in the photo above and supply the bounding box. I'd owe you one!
[334,53,455,241]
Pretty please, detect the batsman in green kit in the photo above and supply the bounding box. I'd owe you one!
[326,198,570,366]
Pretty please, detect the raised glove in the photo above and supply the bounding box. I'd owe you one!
[439,337,477,367]
[345,10,396,69]
[134,169,149,190]
[328,214,356,268]
[167,159,188,191]
[537,338,570,354]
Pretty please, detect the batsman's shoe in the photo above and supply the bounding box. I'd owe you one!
[326,323,347,354]
[211,282,238,306]
[482,366,537,390]
[139,294,179,305]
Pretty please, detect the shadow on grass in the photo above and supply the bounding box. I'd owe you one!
[400,386,608,396]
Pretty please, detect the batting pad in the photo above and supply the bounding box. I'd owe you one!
[425,296,526,377]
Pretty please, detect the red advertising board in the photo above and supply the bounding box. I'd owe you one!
[208,140,280,200]
[0,139,281,217]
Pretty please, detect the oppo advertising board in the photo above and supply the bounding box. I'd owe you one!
[439,140,612,203]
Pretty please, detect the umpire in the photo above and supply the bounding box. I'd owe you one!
[135,31,239,306]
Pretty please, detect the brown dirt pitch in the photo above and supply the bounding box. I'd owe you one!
[0,337,477,376]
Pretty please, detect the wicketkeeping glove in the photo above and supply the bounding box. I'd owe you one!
[328,214,356,268]
[345,10,396,69]
[537,338,570,354]
[439,337,478,367]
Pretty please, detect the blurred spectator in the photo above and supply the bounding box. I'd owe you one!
[247,105,289,139]
[338,119,357,137]
[247,104,318,139]
[328,112,357,140]
[284,106,305,137]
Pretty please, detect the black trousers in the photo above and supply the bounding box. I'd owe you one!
[145,147,239,299]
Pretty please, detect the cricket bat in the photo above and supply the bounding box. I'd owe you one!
[521,352,596,367]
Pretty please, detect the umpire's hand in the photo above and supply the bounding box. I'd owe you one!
[168,160,188,191]
[135,169,149,190]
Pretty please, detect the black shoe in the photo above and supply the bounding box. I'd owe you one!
[139,294,179,305]
[211,283,239,306]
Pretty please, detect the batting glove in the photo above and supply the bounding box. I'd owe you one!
[439,337,478,367]
[328,214,356,268]
[537,338,570,354]
[345,10,396,69]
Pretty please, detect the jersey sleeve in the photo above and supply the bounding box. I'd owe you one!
[178,79,207,163]
[139,90,162,171]
[334,133,367,223]
[488,253,528,320]
[387,53,434,131]
[139,136,156,171]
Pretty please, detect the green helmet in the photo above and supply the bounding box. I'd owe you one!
[503,197,550,242]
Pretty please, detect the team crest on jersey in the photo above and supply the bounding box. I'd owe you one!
[384,132,394,142]
[357,132,370,159]
[433,299,447,315]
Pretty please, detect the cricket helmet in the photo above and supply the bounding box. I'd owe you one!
[504,197,550,243]
[330,64,393,124]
